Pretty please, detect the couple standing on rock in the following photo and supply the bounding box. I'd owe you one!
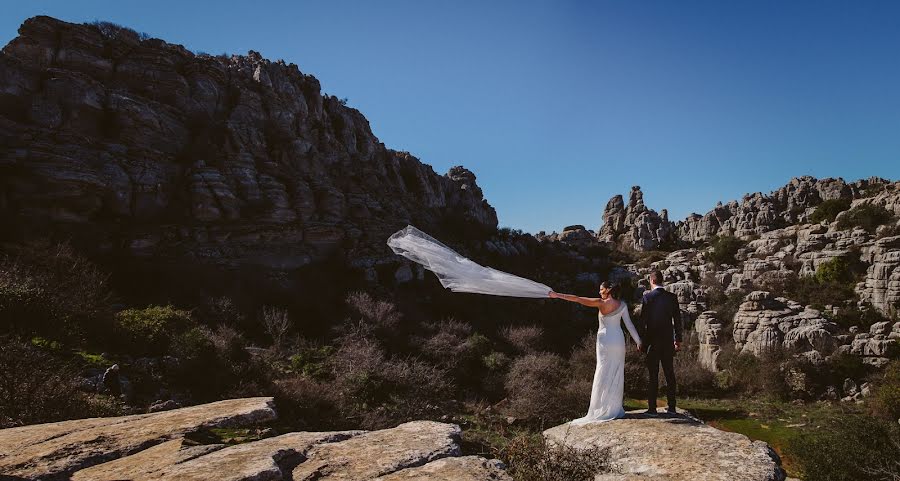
[550,270,683,423]
[387,227,682,423]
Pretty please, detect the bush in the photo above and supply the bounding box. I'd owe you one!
[505,353,572,423]
[341,291,401,340]
[715,346,789,398]
[0,242,113,342]
[809,198,851,223]
[290,342,334,379]
[499,433,611,481]
[869,359,900,422]
[325,338,453,429]
[0,336,119,427]
[815,257,855,284]
[273,376,341,431]
[501,325,545,353]
[707,236,744,266]
[786,415,900,481]
[672,340,718,397]
[114,305,193,356]
[87,20,141,42]
[836,204,893,232]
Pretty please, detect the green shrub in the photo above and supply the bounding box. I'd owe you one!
[290,344,334,379]
[836,204,893,232]
[809,198,851,223]
[815,257,855,284]
[869,359,900,422]
[483,351,511,371]
[786,415,900,481]
[707,236,744,266]
[114,305,193,355]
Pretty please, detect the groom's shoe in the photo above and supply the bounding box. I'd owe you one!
[644,409,659,417]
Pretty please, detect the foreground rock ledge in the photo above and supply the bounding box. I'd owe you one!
[543,410,786,481]
[0,397,511,481]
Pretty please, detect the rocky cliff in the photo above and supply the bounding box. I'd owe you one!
[0,16,497,290]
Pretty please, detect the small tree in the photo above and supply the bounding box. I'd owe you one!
[262,306,291,349]
[707,236,744,266]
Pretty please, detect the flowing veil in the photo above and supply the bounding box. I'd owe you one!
[387,225,552,298]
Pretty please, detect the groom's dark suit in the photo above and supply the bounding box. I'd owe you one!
[640,286,683,412]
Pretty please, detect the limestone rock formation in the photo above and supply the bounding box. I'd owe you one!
[0,16,497,290]
[846,321,900,367]
[676,176,887,242]
[733,291,838,356]
[599,186,676,251]
[859,235,900,315]
[0,398,511,481]
[695,311,723,371]
[543,411,786,481]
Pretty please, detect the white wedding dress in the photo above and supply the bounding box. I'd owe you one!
[570,302,642,425]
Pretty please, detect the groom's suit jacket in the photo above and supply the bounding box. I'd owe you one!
[639,287,683,350]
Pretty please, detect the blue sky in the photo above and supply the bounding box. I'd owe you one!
[3,1,899,233]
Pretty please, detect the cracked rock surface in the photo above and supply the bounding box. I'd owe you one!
[0,398,511,481]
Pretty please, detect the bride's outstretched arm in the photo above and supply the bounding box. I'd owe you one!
[548,291,601,307]
[621,305,642,347]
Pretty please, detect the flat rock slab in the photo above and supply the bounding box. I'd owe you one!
[291,421,463,480]
[0,398,511,481]
[374,455,511,480]
[72,431,363,481]
[0,397,276,480]
[543,411,786,481]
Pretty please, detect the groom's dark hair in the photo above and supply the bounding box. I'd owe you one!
[649,270,663,285]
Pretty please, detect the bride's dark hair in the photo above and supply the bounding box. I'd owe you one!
[600,280,621,300]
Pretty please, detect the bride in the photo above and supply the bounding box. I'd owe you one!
[550,281,642,424]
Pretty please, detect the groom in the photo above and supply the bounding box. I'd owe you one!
[639,270,683,415]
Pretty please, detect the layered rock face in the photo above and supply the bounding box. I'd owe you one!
[694,310,723,371]
[0,397,511,481]
[599,186,676,251]
[543,411,786,481]
[732,291,838,356]
[860,235,900,314]
[0,16,497,284]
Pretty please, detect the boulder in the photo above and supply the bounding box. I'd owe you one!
[543,411,785,481]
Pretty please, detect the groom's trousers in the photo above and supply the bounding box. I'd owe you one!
[645,344,676,411]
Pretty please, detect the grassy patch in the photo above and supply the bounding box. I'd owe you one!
[674,397,861,478]
[74,350,112,368]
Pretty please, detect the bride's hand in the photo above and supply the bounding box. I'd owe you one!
[548,291,557,298]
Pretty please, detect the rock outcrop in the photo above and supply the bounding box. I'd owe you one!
[0,397,511,481]
[860,235,900,315]
[732,291,838,356]
[0,397,277,479]
[599,186,676,251]
[0,16,497,289]
[543,411,786,481]
[695,310,724,371]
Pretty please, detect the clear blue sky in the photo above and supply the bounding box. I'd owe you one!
[4,1,899,233]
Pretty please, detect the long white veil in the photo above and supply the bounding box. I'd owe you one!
[387,225,552,298]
